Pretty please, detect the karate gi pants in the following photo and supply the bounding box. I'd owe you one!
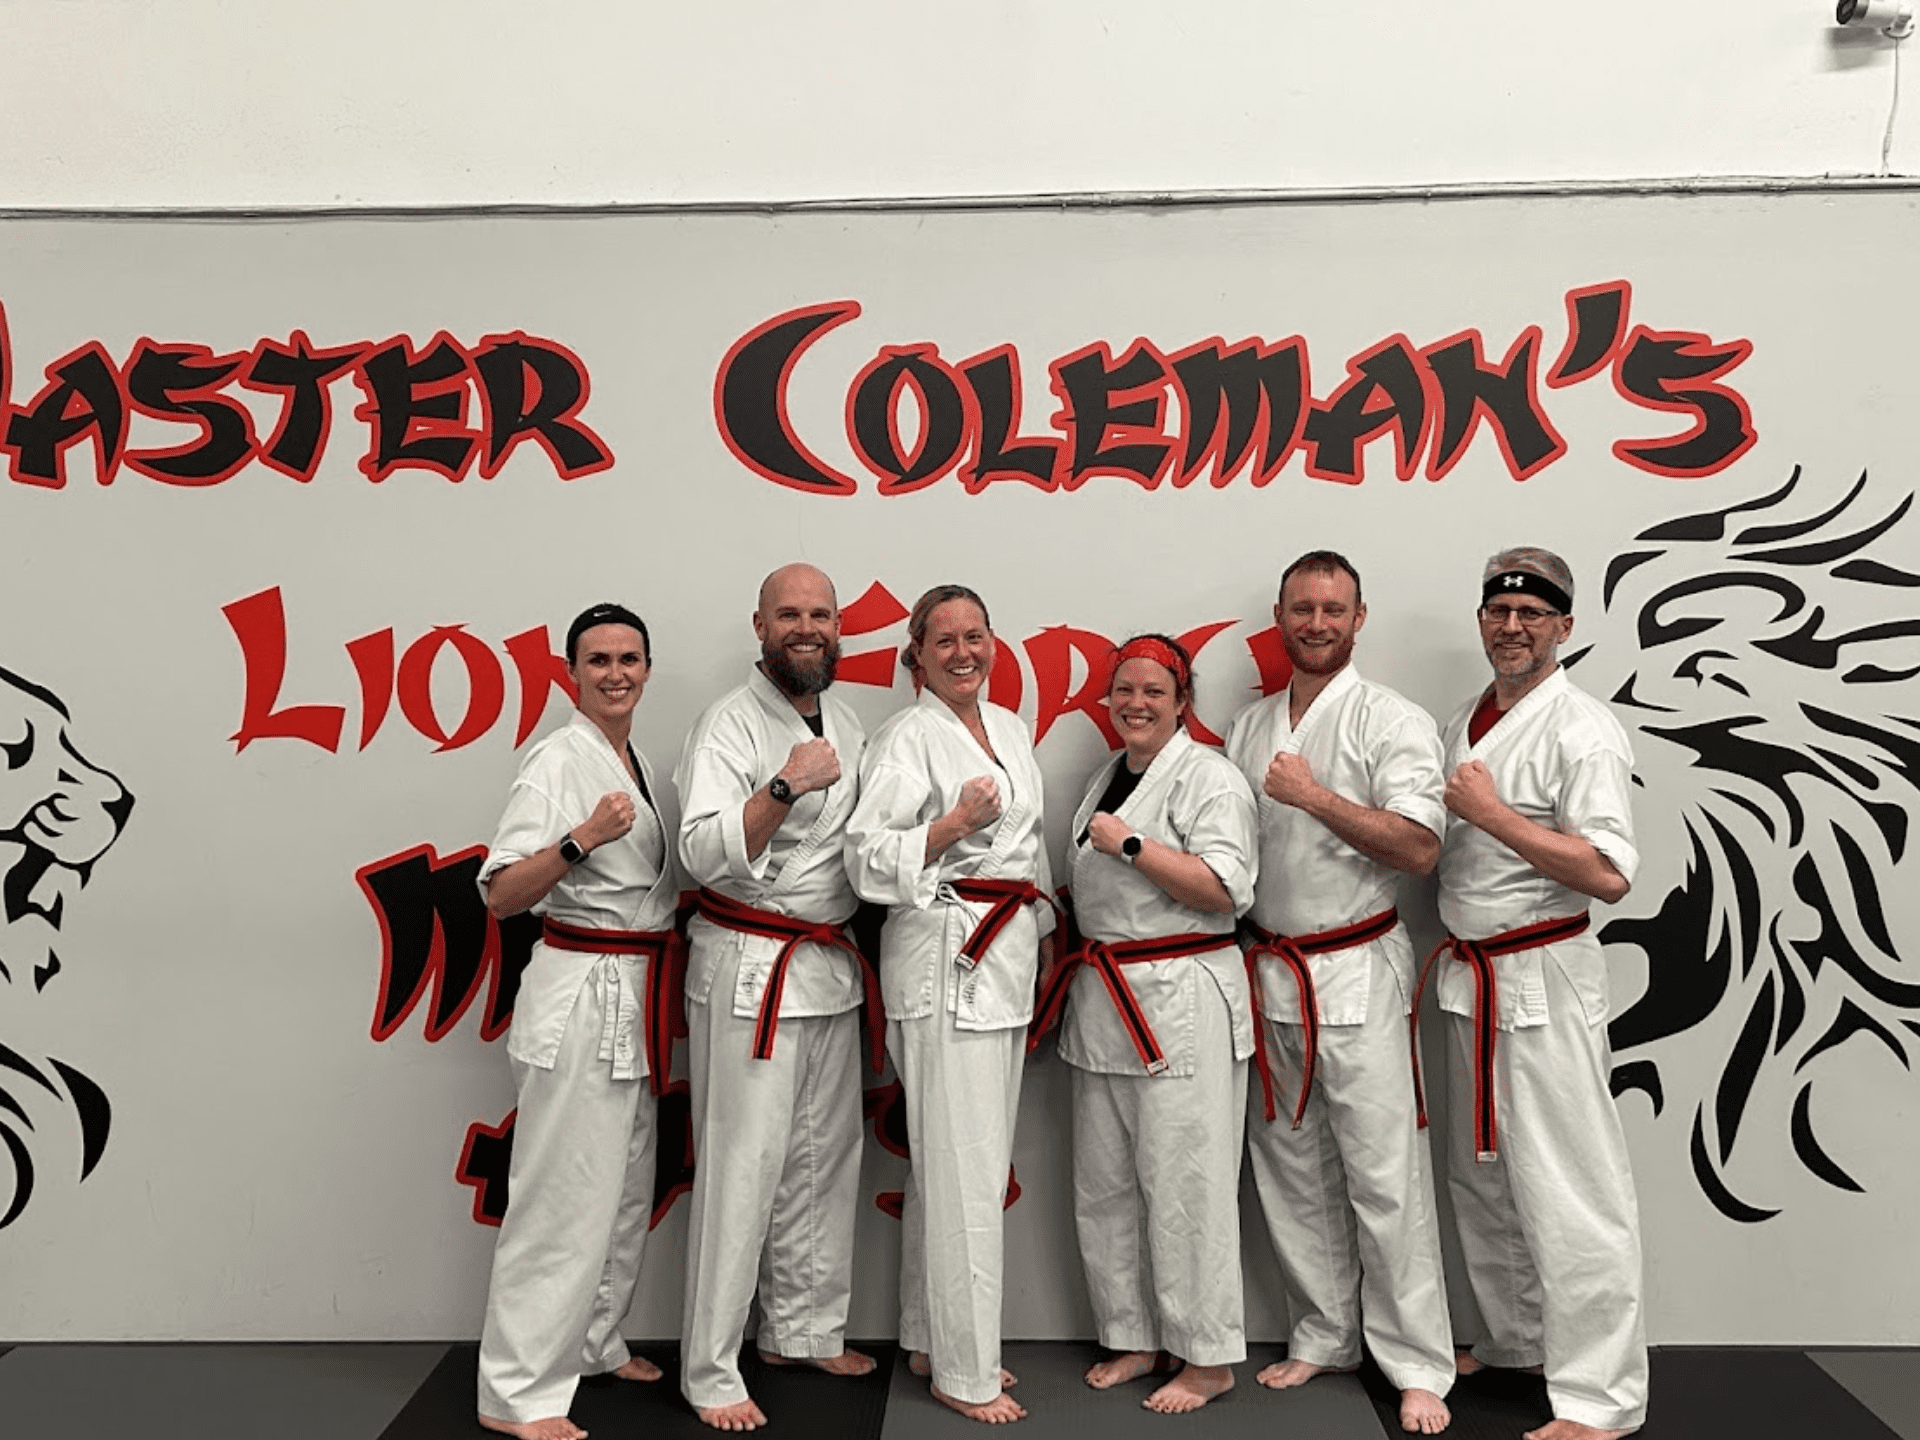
[477,965,658,1424]
[680,961,863,1410]
[1446,955,1648,1432]
[889,1015,1025,1406]
[1244,956,1454,1396]
[1070,979,1248,1367]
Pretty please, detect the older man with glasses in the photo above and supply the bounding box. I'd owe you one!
[1433,547,1648,1440]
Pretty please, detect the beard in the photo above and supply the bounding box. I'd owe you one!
[1283,630,1356,677]
[762,637,840,697]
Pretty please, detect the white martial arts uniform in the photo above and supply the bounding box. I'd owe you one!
[1223,667,1455,1396]
[1059,728,1255,1367]
[673,666,868,1410]
[1437,665,1647,1432]
[475,709,678,1426]
[845,689,1055,1407]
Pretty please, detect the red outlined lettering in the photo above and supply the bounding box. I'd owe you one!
[1611,325,1757,478]
[1301,335,1433,486]
[1167,335,1310,488]
[352,332,481,482]
[845,345,968,495]
[471,332,614,481]
[713,301,863,496]
[1047,339,1176,491]
[1549,280,1632,388]
[3,341,128,489]
[1421,327,1567,483]
[241,331,369,482]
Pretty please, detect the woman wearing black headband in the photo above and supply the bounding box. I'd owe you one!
[474,603,677,1440]
[1036,634,1258,1413]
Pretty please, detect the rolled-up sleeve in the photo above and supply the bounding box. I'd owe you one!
[478,778,565,892]
[1372,710,1447,839]
[674,712,769,889]
[845,757,939,910]
[1173,768,1258,917]
[1559,738,1639,886]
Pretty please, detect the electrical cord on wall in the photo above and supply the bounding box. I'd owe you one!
[1885,36,1905,175]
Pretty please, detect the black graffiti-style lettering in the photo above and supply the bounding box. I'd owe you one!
[1167,338,1308,487]
[353,334,481,482]
[1549,280,1631,386]
[470,333,614,480]
[123,343,257,485]
[846,346,967,494]
[1300,336,1429,485]
[3,344,127,488]
[960,346,1062,492]
[359,844,539,1043]
[242,333,367,482]
[1421,328,1566,481]
[1048,341,1174,490]
[1612,326,1756,477]
[713,301,862,495]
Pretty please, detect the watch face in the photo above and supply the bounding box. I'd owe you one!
[1122,835,1142,858]
[769,777,793,803]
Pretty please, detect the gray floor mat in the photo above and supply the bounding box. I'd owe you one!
[1816,1351,1920,1440]
[0,1342,449,1440]
[880,1341,1387,1440]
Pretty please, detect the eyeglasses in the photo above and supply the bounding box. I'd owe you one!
[1479,604,1563,628]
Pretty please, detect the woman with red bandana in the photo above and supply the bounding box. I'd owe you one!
[1036,633,1258,1414]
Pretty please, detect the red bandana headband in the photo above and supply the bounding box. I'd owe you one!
[1111,636,1190,693]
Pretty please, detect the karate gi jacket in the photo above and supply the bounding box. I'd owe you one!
[1224,666,1445,1025]
[1436,667,1639,1031]
[675,666,865,1021]
[1060,728,1258,1075]
[845,690,1055,1031]
[479,710,677,1078]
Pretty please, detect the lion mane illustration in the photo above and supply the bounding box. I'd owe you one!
[0,663,134,1229]
[1565,467,1919,1222]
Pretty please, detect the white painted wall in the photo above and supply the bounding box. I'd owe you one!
[0,0,1912,210]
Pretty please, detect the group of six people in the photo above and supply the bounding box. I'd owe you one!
[468,547,1648,1440]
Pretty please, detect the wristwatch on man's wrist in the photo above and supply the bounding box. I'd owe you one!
[1121,834,1144,865]
[768,776,796,805]
[558,832,587,865]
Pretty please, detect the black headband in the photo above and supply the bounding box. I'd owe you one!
[566,602,651,663]
[1481,570,1572,614]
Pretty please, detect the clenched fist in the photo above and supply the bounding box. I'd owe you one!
[1086,811,1134,858]
[1263,751,1322,810]
[1444,759,1503,827]
[778,736,841,797]
[951,775,1003,835]
[577,790,637,850]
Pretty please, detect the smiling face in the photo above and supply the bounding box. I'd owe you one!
[569,623,650,731]
[915,598,994,712]
[1477,585,1573,687]
[1277,566,1366,679]
[1108,656,1186,765]
[754,565,841,699]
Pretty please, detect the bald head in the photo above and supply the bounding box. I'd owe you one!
[757,563,837,617]
[754,563,841,700]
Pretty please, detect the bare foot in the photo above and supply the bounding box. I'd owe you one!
[695,1399,767,1431]
[1523,1423,1635,1440]
[932,1386,1027,1423]
[478,1416,586,1440]
[612,1356,662,1382]
[1144,1363,1234,1414]
[908,1351,930,1378]
[1084,1351,1163,1389]
[1256,1357,1354,1389]
[1400,1387,1451,1434]
[757,1348,877,1376]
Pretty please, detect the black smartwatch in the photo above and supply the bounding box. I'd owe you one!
[768,776,796,805]
[1121,834,1144,864]
[558,832,587,865]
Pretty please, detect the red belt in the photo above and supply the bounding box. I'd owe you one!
[1243,907,1400,1127]
[948,878,1058,968]
[692,888,885,1074]
[540,917,686,1097]
[1028,930,1235,1073]
[1412,911,1591,1160]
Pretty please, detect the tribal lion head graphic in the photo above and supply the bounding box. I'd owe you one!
[0,662,134,1228]
[1565,467,1919,1222]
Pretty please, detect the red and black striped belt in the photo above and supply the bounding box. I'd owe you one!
[947,877,1058,968]
[540,916,685,1096]
[1243,907,1401,1127]
[1028,930,1236,1073]
[1412,910,1591,1161]
[691,887,885,1074]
